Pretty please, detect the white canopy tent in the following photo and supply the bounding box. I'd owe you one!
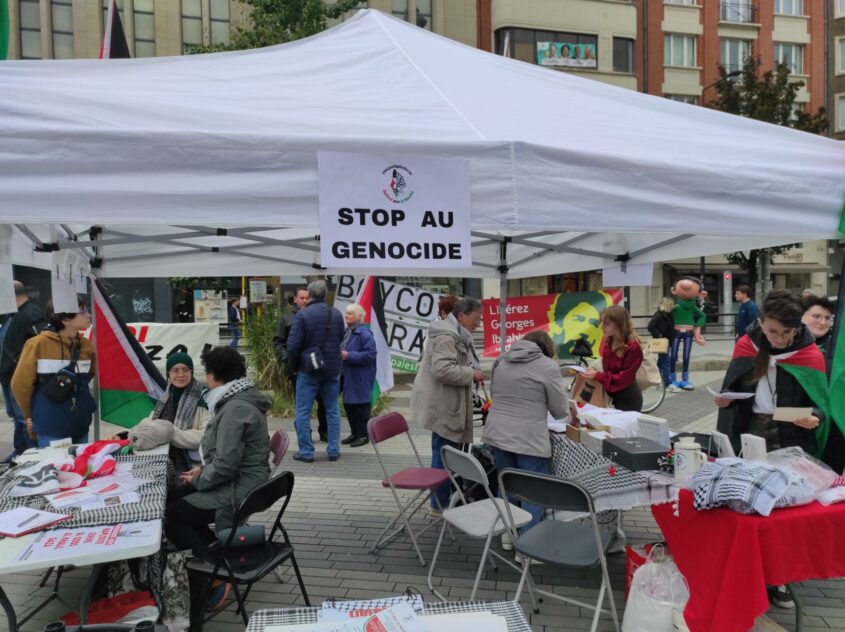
[1,9,843,280]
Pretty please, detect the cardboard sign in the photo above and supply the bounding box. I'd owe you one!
[318,152,471,269]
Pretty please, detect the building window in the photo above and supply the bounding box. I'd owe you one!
[838,38,845,75]
[666,94,697,104]
[392,0,432,31]
[664,34,696,67]
[720,1,755,23]
[720,38,751,74]
[774,43,804,74]
[19,0,41,59]
[210,0,230,44]
[613,37,633,73]
[134,0,155,57]
[838,95,845,132]
[51,0,74,59]
[496,28,598,69]
[774,0,803,16]
[838,0,845,17]
[666,0,696,4]
[182,0,202,49]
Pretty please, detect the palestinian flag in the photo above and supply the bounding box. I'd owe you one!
[355,276,394,405]
[92,280,165,428]
[0,0,9,61]
[100,0,130,59]
[733,334,831,456]
[830,204,845,456]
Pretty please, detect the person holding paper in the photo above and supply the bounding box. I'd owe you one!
[482,330,567,528]
[715,291,827,458]
[11,299,96,448]
[582,305,643,412]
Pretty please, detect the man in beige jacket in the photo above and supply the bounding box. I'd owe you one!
[410,297,483,513]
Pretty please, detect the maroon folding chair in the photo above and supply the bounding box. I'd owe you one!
[269,430,290,476]
[368,412,449,565]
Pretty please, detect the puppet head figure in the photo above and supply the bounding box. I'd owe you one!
[671,276,703,301]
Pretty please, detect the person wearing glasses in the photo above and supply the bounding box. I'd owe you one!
[802,294,843,473]
[11,300,96,448]
[126,352,209,472]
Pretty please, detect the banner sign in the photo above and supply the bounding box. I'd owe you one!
[537,42,597,68]
[317,152,472,269]
[85,322,218,374]
[334,275,439,373]
[482,289,623,359]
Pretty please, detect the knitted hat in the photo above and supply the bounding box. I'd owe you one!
[166,351,193,373]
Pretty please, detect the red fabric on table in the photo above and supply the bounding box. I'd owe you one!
[652,490,845,632]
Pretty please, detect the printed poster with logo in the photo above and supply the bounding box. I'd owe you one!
[536,42,597,68]
[482,289,623,359]
[317,152,472,269]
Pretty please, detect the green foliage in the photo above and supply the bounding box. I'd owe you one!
[724,246,799,288]
[242,304,292,396]
[190,0,364,53]
[708,57,828,135]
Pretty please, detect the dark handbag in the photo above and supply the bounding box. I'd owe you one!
[41,341,80,403]
[300,305,333,374]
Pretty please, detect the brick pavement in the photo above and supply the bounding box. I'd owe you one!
[1,370,844,631]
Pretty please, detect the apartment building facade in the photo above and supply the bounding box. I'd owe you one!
[833,0,845,139]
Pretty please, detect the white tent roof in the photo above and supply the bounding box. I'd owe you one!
[1,9,843,278]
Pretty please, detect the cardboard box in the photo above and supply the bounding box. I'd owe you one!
[565,424,581,443]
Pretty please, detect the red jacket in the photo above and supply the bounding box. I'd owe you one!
[595,339,642,393]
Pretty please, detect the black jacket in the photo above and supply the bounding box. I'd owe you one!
[0,299,45,382]
[716,322,824,455]
[647,310,675,340]
[272,305,298,367]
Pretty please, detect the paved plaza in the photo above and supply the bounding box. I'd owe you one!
[1,369,844,631]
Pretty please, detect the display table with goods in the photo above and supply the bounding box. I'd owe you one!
[651,447,845,632]
[0,444,170,632]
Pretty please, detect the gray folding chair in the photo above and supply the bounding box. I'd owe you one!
[427,446,534,601]
[499,468,620,632]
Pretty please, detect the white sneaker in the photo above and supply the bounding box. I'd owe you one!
[501,532,513,551]
[770,585,795,609]
[515,554,543,566]
[428,507,443,519]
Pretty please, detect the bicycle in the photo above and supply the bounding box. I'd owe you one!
[560,346,666,414]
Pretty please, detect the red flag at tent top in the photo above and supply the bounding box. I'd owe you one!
[100,0,130,59]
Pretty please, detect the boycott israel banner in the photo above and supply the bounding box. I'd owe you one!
[334,275,439,373]
[482,289,624,359]
[317,152,471,269]
[85,322,218,375]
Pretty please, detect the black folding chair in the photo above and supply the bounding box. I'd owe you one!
[186,471,310,630]
[498,469,620,632]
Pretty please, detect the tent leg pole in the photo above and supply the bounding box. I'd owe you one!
[498,239,509,356]
[91,229,103,442]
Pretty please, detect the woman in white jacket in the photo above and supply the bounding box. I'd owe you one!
[482,330,568,528]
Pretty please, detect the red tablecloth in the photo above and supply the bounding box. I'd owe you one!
[652,490,845,632]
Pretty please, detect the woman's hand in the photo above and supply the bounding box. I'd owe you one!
[341,350,349,360]
[582,368,597,380]
[179,466,202,486]
[714,396,732,408]
[793,415,819,430]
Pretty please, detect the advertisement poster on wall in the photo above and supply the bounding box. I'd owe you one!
[482,289,623,359]
[536,41,597,68]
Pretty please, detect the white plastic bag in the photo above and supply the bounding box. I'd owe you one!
[622,556,689,632]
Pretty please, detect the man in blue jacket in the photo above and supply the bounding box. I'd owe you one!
[734,285,760,339]
[287,280,345,463]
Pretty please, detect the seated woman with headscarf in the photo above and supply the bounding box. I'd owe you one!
[125,352,208,472]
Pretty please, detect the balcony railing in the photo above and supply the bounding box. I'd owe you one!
[720,2,757,23]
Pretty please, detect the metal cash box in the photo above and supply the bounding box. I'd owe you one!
[602,436,667,472]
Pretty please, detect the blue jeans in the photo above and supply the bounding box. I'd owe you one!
[37,433,89,448]
[229,324,241,347]
[294,372,340,459]
[430,433,463,509]
[669,329,694,382]
[1,379,34,456]
[492,447,550,530]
